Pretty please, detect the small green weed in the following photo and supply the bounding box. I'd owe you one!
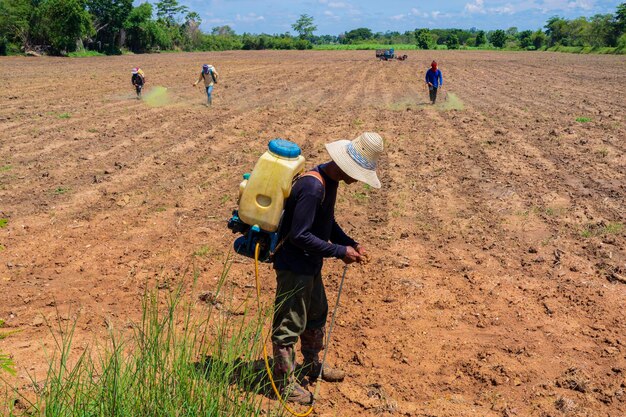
[193,245,211,257]
[54,187,70,195]
[0,352,15,375]
[67,50,105,58]
[581,222,624,238]
[595,148,608,158]
[0,329,20,340]
[0,165,11,172]
[0,245,5,252]
[353,118,364,127]
[575,117,591,123]
[220,195,231,205]
[353,192,368,202]
[0,218,8,228]
[155,206,167,212]
[58,112,71,119]
[87,128,99,133]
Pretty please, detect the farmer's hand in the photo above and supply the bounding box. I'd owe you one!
[342,246,362,264]
[355,244,370,265]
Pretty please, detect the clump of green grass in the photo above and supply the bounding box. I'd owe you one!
[155,206,167,212]
[0,165,11,172]
[581,222,624,238]
[57,113,71,119]
[0,353,15,376]
[193,245,211,257]
[53,187,70,195]
[0,218,8,228]
[595,148,608,158]
[1,263,281,416]
[575,117,591,123]
[219,195,231,205]
[67,50,105,58]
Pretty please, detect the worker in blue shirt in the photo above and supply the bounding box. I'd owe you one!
[425,60,443,104]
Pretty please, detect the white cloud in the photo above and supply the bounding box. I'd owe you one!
[235,13,265,23]
[390,14,406,21]
[328,1,349,8]
[567,0,593,10]
[465,0,485,13]
[491,3,515,14]
[410,8,429,18]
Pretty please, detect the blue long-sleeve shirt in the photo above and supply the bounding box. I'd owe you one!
[425,69,443,88]
[273,163,356,275]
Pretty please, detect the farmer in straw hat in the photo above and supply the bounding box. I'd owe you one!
[271,132,384,404]
[193,64,218,106]
[131,67,145,99]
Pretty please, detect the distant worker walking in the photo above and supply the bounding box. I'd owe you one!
[193,64,219,106]
[131,67,145,99]
[425,60,443,104]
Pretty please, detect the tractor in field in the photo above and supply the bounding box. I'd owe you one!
[376,48,408,61]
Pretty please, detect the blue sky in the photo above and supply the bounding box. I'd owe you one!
[172,0,623,34]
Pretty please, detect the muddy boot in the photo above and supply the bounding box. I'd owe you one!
[300,327,345,382]
[273,344,312,404]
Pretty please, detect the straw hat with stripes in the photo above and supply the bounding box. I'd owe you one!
[325,132,383,189]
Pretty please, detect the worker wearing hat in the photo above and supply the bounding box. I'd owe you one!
[131,67,145,99]
[193,64,219,106]
[425,60,443,104]
[271,132,384,404]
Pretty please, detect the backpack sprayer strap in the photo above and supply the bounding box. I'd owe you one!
[270,171,325,260]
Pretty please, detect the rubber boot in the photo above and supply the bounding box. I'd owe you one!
[300,327,345,382]
[273,344,312,404]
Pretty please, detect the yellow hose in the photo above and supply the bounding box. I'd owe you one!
[254,243,315,417]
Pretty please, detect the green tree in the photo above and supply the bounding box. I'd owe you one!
[489,29,506,48]
[531,29,546,49]
[545,16,569,46]
[38,0,93,54]
[415,28,431,49]
[291,14,316,39]
[155,0,187,26]
[445,33,459,49]
[87,0,132,52]
[518,29,533,49]
[586,13,616,46]
[343,27,373,43]
[475,30,486,46]
[506,26,518,38]
[616,2,626,34]
[211,25,235,36]
[124,2,169,52]
[0,0,36,53]
[182,11,201,49]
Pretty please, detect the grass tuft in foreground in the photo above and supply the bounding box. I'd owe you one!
[2,261,282,417]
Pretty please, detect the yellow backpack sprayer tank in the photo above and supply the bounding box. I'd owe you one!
[227,139,305,261]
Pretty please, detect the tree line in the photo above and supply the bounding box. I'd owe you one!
[1,1,625,55]
[331,3,626,51]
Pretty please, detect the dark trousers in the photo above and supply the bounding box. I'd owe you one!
[135,85,143,96]
[429,86,438,103]
[272,270,328,347]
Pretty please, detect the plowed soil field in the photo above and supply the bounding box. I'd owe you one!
[1,50,625,416]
